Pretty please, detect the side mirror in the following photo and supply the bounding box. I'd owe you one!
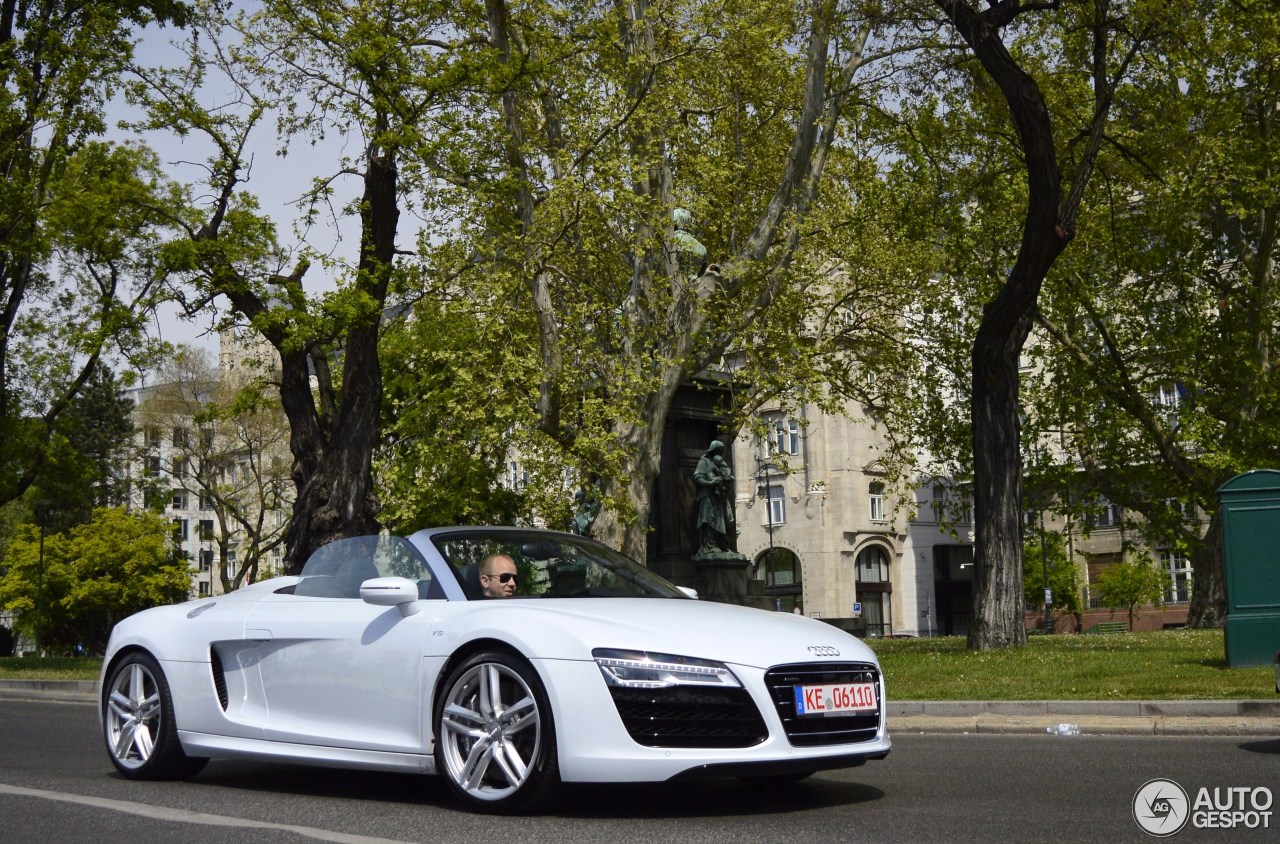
[360,577,422,616]
[678,586,699,600]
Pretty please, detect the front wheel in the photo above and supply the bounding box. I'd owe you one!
[433,651,560,814]
[102,652,207,780]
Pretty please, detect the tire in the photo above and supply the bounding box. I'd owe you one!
[433,650,560,814]
[102,651,207,780]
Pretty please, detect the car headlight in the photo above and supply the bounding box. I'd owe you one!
[592,648,742,689]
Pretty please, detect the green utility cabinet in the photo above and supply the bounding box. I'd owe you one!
[1217,469,1280,667]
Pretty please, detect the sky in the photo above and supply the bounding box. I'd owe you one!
[118,16,362,363]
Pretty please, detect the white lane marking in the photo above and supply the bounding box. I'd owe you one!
[0,783,415,843]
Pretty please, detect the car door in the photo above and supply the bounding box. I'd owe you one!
[243,537,447,754]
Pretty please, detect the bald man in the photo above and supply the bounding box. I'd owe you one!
[479,553,518,598]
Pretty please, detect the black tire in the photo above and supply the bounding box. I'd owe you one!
[433,650,560,814]
[102,651,207,780]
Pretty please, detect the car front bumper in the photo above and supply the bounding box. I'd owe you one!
[536,658,892,783]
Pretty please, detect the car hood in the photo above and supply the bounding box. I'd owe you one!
[454,597,877,671]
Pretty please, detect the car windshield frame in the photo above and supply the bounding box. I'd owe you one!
[425,529,689,601]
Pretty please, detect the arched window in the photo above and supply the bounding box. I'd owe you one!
[754,547,803,614]
[855,546,892,637]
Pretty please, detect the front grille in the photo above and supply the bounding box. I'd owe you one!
[607,685,768,748]
[210,648,228,711]
[764,662,882,747]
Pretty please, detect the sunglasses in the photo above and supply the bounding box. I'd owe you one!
[485,572,518,584]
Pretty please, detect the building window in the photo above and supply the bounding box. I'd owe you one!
[200,549,214,572]
[855,546,892,637]
[869,482,886,522]
[171,490,187,510]
[172,458,187,479]
[199,519,215,541]
[198,582,211,598]
[172,427,189,448]
[761,414,800,457]
[145,455,162,477]
[755,547,803,614]
[172,519,189,543]
[932,486,946,522]
[199,492,213,511]
[1088,498,1123,528]
[856,546,890,583]
[1160,550,1192,603]
[765,485,786,526]
[1155,383,1182,409]
[146,427,162,448]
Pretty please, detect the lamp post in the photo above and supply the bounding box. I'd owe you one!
[34,508,50,657]
[756,456,777,606]
[1021,415,1051,634]
[1029,435,1051,634]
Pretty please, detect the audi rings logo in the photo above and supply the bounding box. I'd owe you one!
[1134,779,1190,837]
[807,645,841,657]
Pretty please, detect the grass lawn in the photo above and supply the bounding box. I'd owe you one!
[2,628,1275,700]
[0,656,101,681]
[868,628,1277,700]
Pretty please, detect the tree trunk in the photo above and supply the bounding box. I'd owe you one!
[935,0,1071,649]
[968,315,1032,650]
[281,146,397,574]
[591,385,675,564]
[1186,510,1225,627]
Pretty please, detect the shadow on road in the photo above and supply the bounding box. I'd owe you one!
[1238,739,1280,756]
[556,777,884,818]
[181,760,883,817]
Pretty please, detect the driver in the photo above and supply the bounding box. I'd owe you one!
[478,553,519,598]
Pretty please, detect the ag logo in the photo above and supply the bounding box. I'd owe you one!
[806,645,840,657]
[1134,778,1190,837]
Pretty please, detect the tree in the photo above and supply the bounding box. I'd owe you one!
[135,0,914,569]
[0,1,188,508]
[0,507,189,655]
[414,0,908,561]
[134,0,481,573]
[1022,528,1081,623]
[1094,556,1167,631]
[134,346,291,591]
[905,0,1187,648]
[1026,0,1280,627]
[28,363,134,531]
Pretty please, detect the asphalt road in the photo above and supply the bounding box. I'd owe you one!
[2,699,1278,843]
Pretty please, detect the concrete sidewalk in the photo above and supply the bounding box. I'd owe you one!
[4,679,1278,736]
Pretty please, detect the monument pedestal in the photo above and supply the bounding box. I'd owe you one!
[692,553,751,604]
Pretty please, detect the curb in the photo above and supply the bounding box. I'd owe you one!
[0,680,99,704]
[2,681,1277,735]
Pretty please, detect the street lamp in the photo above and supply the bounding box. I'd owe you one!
[1027,430,1051,634]
[1020,413,1052,634]
[755,455,778,606]
[34,507,52,657]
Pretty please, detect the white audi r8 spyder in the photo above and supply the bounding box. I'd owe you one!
[99,527,891,813]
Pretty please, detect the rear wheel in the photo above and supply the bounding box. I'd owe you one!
[433,651,560,814]
[102,652,207,780]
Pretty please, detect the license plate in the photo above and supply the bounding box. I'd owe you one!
[793,682,877,716]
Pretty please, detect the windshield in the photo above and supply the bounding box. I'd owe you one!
[431,531,688,600]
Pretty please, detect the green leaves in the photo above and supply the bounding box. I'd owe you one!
[0,507,190,655]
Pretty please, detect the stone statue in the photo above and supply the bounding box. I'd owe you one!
[569,486,600,536]
[672,207,708,281]
[693,440,737,556]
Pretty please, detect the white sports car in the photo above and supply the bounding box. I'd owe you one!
[100,527,891,813]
